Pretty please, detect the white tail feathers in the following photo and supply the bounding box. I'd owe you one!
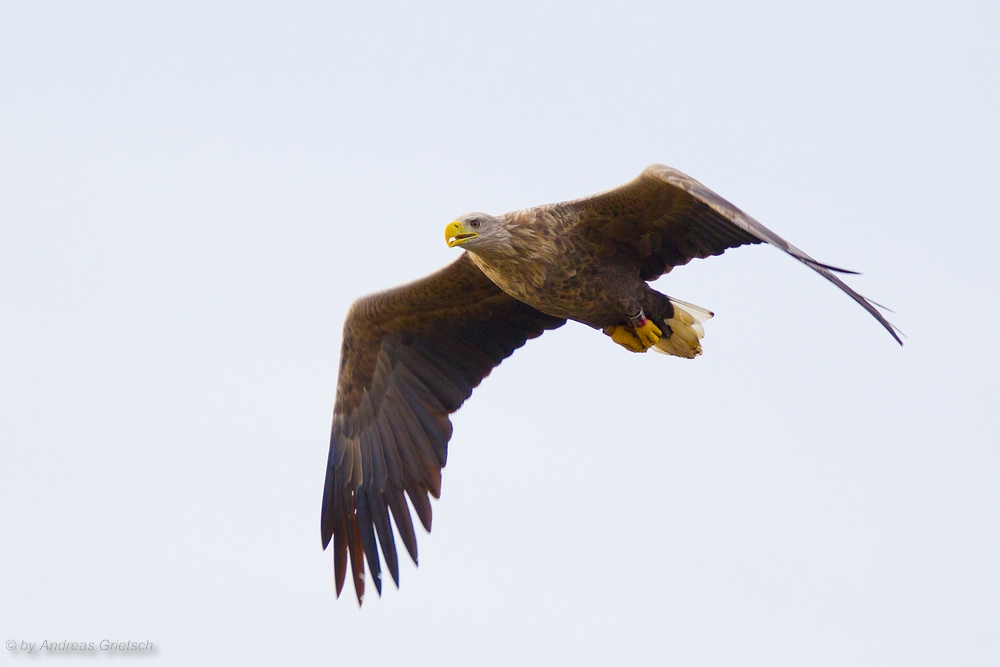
[652,298,714,359]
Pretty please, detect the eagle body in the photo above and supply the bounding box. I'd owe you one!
[322,164,901,604]
[466,207,672,331]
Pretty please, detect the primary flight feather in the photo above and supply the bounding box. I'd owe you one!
[321,164,900,604]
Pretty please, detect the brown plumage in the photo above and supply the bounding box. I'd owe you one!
[321,164,900,604]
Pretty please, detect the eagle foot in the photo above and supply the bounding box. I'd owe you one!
[604,325,652,353]
[634,319,662,348]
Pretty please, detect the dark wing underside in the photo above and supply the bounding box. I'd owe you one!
[322,254,565,604]
[563,164,901,343]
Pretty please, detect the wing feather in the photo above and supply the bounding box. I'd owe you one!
[322,253,565,604]
[565,164,901,343]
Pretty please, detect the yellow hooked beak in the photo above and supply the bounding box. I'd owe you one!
[445,221,478,248]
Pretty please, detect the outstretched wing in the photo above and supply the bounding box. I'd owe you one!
[563,164,901,343]
[322,253,566,604]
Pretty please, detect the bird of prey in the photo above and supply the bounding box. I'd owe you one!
[321,164,900,604]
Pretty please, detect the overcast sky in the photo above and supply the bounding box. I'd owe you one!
[2,2,998,665]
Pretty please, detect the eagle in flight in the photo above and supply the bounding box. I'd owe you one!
[321,164,900,604]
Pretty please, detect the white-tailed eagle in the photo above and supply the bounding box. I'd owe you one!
[321,165,900,604]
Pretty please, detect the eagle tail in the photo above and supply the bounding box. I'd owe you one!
[652,298,713,359]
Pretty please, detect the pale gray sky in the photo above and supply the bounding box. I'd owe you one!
[1,2,998,665]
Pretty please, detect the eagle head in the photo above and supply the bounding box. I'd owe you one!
[444,213,506,251]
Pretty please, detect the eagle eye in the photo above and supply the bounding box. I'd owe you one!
[470,219,481,229]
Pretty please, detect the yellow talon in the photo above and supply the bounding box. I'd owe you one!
[634,319,662,348]
[605,325,647,353]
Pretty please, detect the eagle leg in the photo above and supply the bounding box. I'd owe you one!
[605,309,662,352]
[632,318,662,349]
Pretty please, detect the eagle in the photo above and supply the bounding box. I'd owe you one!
[321,164,900,604]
